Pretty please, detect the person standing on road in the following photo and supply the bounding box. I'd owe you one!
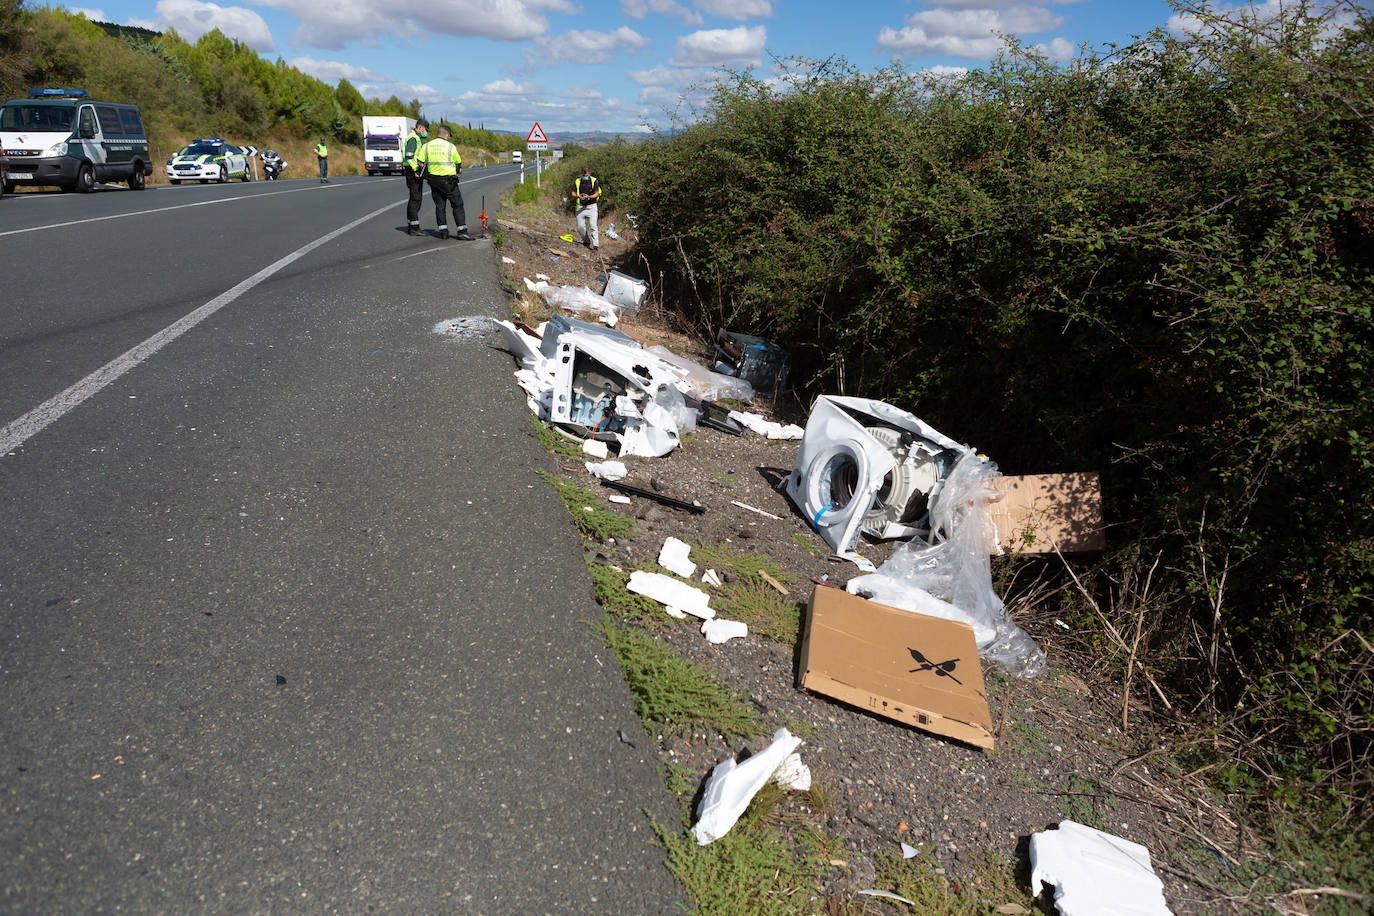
[314,138,329,183]
[419,125,473,240]
[574,166,600,250]
[402,118,429,236]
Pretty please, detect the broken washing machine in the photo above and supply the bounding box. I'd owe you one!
[784,396,970,556]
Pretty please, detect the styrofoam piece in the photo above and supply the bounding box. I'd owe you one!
[607,494,632,505]
[581,438,609,459]
[496,320,544,369]
[627,570,714,620]
[701,618,748,644]
[701,568,723,587]
[728,409,804,439]
[772,751,811,790]
[586,460,628,481]
[1029,821,1172,916]
[659,536,697,578]
[692,728,803,845]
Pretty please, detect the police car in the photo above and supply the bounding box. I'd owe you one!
[166,139,250,184]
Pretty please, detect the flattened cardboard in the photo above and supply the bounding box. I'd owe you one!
[988,472,1104,555]
[799,586,994,749]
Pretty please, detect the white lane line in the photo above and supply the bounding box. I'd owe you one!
[0,183,355,239]
[0,198,398,457]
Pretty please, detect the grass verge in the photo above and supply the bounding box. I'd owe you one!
[592,616,763,741]
[537,469,634,541]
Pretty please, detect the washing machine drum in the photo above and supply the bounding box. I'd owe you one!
[860,426,941,537]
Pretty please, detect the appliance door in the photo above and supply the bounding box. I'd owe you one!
[785,397,898,555]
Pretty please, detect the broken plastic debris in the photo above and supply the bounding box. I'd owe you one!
[627,570,714,620]
[858,890,916,907]
[536,272,551,281]
[502,256,515,264]
[581,439,609,459]
[604,223,622,240]
[729,409,803,439]
[701,568,723,587]
[607,494,632,505]
[1029,821,1173,916]
[585,460,628,481]
[524,278,620,326]
[658,536,697,579]
[602,270,645,315]
[700,618,747,644]
[692,728,804,845]
[901,842,920,859]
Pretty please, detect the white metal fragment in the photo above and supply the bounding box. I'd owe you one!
[701,568,723,587]
[627,570,714,619]
[692,728,803,845]
[659,536,697,578]
[585,460,628,481]
[700,618,748,644]
[1029,820,1173,916]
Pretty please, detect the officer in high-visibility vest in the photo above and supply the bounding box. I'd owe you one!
[402,118,429,236]
[313,139,328,183]
[419,125,473,240]
[574,166,600,249]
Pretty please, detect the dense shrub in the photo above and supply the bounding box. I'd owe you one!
[622,5,1373,803]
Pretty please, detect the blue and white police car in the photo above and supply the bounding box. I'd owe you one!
[166,139,250,184]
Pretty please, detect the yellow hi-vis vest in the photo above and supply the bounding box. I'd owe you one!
[403,130,425,170]
[421,137,461,176]
[314,142,328,158]
[574,174,600,205]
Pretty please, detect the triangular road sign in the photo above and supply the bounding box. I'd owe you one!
[526,122,549,144]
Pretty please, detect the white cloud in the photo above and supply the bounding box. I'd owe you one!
[693,0,772,20]
[1034,36,1074,60]
[925,64,970,79]
[622,0,702,26]
[876,4,1066,59]
[357,81,449,105]
[72,7,107,20]
[154,0,274,51]
[287,56,390,82]
[254,0,575,51]
[527,25,650,67]
[481,78,542,96]
[671,25,766,67]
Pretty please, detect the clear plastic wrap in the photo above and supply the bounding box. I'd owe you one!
[846,453,1046,677]
[647,345,756,403]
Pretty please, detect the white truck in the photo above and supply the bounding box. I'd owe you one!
[362,115,416,175]
[511,150,522,165]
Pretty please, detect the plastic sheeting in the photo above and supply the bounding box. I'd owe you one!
[692,728,806,844]
[525,279,620,326]
[648,346,756,404]
[846,453,1046,677]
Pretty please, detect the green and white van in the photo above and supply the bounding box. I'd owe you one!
[0,89,153,192]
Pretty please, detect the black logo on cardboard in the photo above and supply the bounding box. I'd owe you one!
[908,647,962,685]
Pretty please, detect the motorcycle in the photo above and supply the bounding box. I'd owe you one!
[262,151,286,180]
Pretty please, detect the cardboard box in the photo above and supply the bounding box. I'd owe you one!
[799,586,995,749]
[988,472,1104,555]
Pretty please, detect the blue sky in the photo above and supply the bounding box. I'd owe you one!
[63,1,1284,137]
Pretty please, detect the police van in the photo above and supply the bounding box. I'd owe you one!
[0,89,153,193]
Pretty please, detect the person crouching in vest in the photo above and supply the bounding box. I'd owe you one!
[402,118,429,236]
[419,125,474,240]
[574,167,600,249]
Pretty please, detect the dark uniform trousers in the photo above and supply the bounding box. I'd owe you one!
[404,167,425,226]
[427,174,467,229]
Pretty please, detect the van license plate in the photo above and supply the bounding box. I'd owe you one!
[10,172,33,180]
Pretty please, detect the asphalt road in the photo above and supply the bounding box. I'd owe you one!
[0,169,682,912]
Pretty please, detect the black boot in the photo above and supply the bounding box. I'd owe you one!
[407,225,422,237]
